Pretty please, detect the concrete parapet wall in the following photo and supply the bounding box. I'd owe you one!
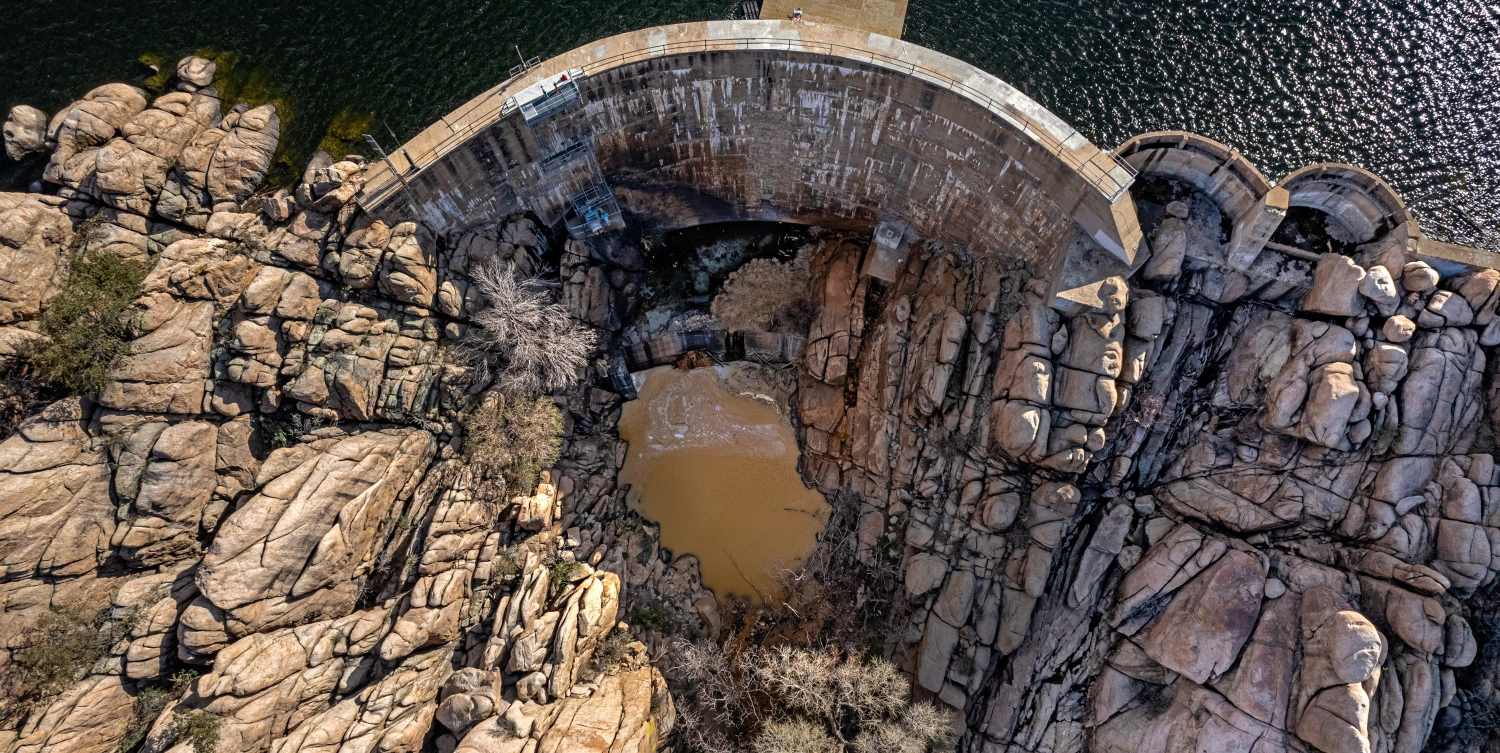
[359,21,1142,289]
[1116,131,1271,222]
[1279,162,1412,244]
[1115,131,1286,271]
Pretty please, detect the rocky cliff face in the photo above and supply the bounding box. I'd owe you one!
[2,50,1499,753]
[0,58,686,753]
[793,196,1500,752]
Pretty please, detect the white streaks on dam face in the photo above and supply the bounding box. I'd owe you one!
[389,33,1117,263]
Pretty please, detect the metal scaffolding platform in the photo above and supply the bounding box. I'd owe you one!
[534,136,624,239]
[503,67,624,238]
[502,69,586,125]
[539,139,594,174]
[567,175,623,238]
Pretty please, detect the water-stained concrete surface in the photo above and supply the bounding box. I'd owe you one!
[617,364,828,601]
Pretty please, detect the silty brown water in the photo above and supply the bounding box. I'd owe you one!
[616,365,829,601]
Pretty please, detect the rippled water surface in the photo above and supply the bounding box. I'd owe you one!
[1,0,1495,245]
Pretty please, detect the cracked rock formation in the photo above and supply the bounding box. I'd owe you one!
[0,57,686,753]
[0,44,1498,753]
[788,187,1500,753]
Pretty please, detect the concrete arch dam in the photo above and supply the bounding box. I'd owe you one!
[358,20,1144,304]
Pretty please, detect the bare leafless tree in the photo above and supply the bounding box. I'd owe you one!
[666,638,956,753]
[752,719,841,753]
[458,258,596,397]
[833,658,910,724]
[851,703,959,753]
[754,645,839,719]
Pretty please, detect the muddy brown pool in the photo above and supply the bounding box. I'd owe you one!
[617,365,829,601]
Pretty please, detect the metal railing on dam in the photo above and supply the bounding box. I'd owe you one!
[356,21,1137,216]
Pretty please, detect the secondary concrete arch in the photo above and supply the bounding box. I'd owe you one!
[1115,131,1286,270]
[1116,131,1271,219]
[357,20,1142,306]
[1278,163,1412,245]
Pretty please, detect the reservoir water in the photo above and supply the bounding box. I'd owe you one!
[0,1,1495,248]
[617,365,829,601]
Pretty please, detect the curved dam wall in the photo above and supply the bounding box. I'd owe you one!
[358,20,1143,296]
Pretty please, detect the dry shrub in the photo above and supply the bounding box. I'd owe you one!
[851,703,959,753]
[754,646,915,731]
[710,248,813,334]
[458,259,595,397]
[834,657,910,724]
[754,645,838,717]
[0,604,135,725]
[898,702,960,748]
[752,719,840,753]
[666,638,950,753]
[668,638,754,729]
[461,391,562,489]
[590,630,636,675]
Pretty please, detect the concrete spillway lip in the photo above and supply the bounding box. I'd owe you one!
[358,19,1136,214]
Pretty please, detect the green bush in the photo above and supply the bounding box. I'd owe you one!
[27,246,147,395]
[461,393,563,489]
[171,709,221,753]
[550,560,585,595]
[259,413,296,448]
[258,411,326,449]
[629,604,674,633]
[119,670,199,753]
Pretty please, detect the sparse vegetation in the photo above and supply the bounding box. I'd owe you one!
[25,238,147,395]
[259,411,326,448]
[590,630,636,674]
[461,391,563,489]
[226,239,267,260]
[492,548,524,580]
[550,560,585,594]
[629,603,674,633]
[0,605,137,725]
[171,708,222,753]
[752,719,840,753]
[120,669,199,753]
[457,258,596,397]
[667,640,957,753]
